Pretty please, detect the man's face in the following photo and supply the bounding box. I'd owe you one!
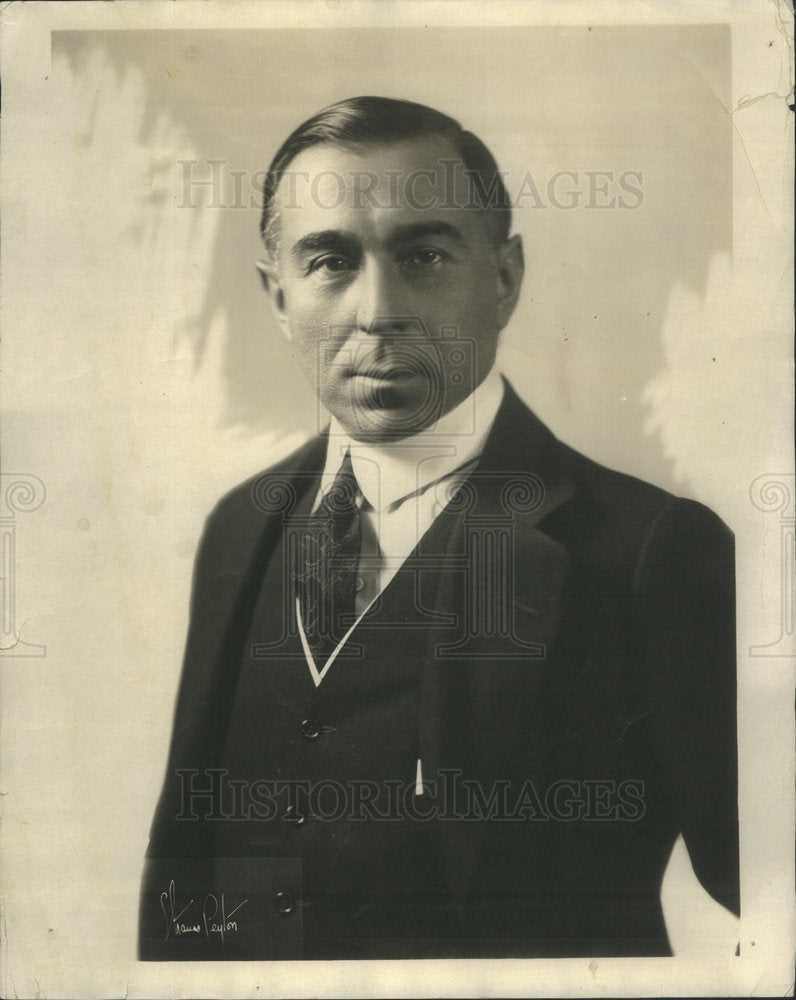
[261,136,523,442]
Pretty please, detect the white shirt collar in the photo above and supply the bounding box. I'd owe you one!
[321,368,505,512]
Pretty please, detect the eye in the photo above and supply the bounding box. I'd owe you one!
[405,247,446,267]
[309,254,356,275]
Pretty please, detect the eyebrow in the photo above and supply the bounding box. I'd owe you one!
[290,230,360,262]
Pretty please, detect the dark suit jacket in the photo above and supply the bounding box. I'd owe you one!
[142,381,738,958]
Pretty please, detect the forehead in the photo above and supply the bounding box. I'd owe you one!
[272,136,491,248]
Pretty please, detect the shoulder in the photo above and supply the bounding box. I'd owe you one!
[195,434,326,573]
[498,383,732,568]
[555,446,734,603]
[209,434,324,523]
[569,443,730,540]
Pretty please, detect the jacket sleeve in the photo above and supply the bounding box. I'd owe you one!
[145,480,284,859]
[633,496,739,916]
[144,500,243,859]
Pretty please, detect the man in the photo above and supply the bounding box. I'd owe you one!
[140,96,738,960]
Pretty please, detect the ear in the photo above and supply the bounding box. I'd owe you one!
[256,257,292,340]
[495,234,524,330]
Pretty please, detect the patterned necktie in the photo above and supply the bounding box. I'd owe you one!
[296,450,362,668]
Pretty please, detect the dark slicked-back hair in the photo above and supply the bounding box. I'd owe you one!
[260,95,511,254]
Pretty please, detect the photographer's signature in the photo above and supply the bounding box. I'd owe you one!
[160,879,247,944]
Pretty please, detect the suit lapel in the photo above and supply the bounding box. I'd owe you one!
[418,383,576,909]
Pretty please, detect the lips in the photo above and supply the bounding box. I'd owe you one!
[352,365,420,380]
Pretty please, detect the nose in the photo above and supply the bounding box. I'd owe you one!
[355,260,414,335]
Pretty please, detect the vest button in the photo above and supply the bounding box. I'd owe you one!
[282,804,306,826]
[274,890,295,915]
[301,717,322,740]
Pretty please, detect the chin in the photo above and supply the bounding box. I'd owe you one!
[328,384,445,442]
[340,407,437,444]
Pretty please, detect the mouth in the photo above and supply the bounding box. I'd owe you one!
[351,365,421,382]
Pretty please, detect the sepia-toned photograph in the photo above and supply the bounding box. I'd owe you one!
[1,1,793,997]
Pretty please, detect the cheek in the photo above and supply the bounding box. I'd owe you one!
[284,281,349,338]
[291,315,351,390]
[453,278,501,362]
[444,274,497,335]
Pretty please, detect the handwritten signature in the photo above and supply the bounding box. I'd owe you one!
[160,879,247,945]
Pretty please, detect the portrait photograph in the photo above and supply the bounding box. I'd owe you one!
[0,1,793,997]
